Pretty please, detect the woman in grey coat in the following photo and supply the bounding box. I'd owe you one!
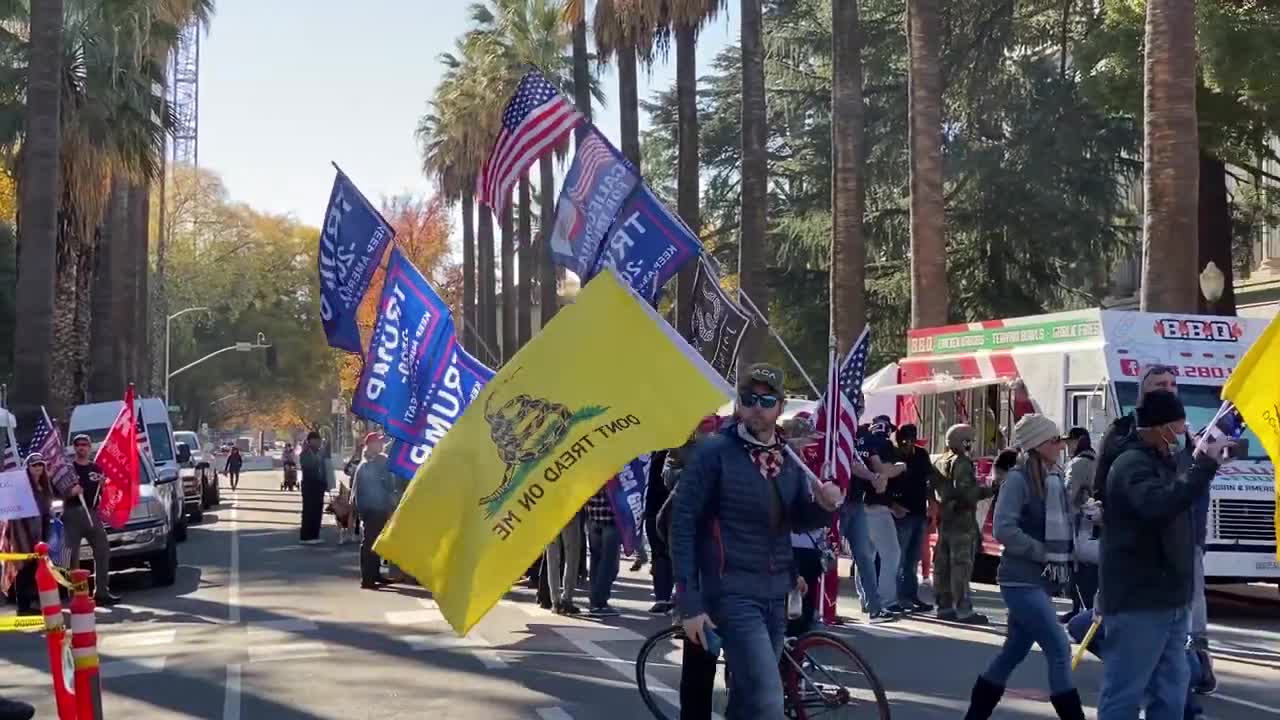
[963,414,1084,720]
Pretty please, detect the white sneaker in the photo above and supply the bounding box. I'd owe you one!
[300,539,323,545]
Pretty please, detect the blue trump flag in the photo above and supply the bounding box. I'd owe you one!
[605,455,651,554]
[319,169,395,353]
[590,184,702,302]
[387,341,495,479]
[351,248,458,444]
[549,125,639,278]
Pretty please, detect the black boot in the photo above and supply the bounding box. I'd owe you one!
[963,676,1005,720]
[1050,689,1085,720]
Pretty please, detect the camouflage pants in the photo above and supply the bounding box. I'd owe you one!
[932,530,976,615]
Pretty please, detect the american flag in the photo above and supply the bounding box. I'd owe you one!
[26,409,73,490]
[477,70,583,213]
[815,327,872,485]
[135,404,151,460]
[565,132,614,239]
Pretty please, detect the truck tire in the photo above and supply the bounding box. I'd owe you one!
[188,506,203,524]
[175,517,188,543]
[150,537,178,587]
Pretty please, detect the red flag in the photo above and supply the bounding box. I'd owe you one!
[95,384,140,529]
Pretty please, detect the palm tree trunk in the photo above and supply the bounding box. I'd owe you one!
[12,0,64,424]
[131,183,151,392]
[619,43,642,170]
[907,0,947,329]
[675,22,701,338]
[1140,0,1199,313]
[832,0,868,355]
[539,155,558,327]
[153,149,169,396]
[50,197,80,418]
[90,177,128,400]
[73,235,94,403]
[461,186,477,354]
[572,19,592,142]
[477,203,498,365]
[738,0,770,372]
[517,175,533,347]
[500,193,516,361]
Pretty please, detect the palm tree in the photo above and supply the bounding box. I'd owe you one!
[831,0,866,354]
[500,193,516,359]
[590,0,660,169]
[1140,0,1199,312]
[907,0,946,329]
[473,0,604,329]
[738,0,768,371]
[517,174,533,346]
[668,0,724,336]
[11,0,63,423]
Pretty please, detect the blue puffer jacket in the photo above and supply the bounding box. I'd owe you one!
[670,423,834,619]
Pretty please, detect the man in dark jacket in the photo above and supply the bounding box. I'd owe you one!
[890,424,935,613]
[1097,390,1231,720]
[1093,363,1215,692]
[671,363,844,719]
[298,431,326,544]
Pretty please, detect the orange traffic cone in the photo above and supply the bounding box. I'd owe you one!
[69,569,104,720]
[34,542,78,720]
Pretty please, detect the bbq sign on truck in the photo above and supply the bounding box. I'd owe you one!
[885,308,1278,582]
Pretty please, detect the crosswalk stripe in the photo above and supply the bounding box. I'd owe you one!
[247,619,319,634]
[100,655,167,679]
[386,609,445,626]
[535,708,574,720]
[248,641,327,663]
[99,629,177,650]
[403,633,507,669]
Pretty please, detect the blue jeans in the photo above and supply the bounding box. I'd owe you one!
[895,513,926,604]
[711,593,786,720]
[1098,607,1191,720]
[841,501,881,613]
[586,519,621,607]
[982,585,1074,695]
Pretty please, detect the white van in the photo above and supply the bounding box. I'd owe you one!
[69,397,191,541]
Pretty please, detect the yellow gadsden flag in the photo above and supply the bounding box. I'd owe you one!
[374,270,732,633]
[1221,312,1280,562]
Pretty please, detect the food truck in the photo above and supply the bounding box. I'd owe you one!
[868,309,1278,583]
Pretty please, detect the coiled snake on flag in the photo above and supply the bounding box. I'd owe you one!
[479,392,574,506]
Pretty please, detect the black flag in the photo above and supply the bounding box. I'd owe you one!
[687,259,751,380]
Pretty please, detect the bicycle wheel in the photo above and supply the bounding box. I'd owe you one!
[635,624,729,720]
[782,631,890,720]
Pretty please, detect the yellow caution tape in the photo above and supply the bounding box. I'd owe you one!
[1072,617,1103,671]
[45,561,74,590]
[0,552,40,561]
[0,615,46,632]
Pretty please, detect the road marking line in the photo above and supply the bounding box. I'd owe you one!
[536,708,574,720]
[222,663,241,720]
[247,619,318,634]
[403,632,508,669]
[500,598,551,617]
[99,655,167,678]
[386,609,445,626]
[1210,692,1280,714]
[248,641,327,663]
[99,629,177,650]
[228,500,240,624]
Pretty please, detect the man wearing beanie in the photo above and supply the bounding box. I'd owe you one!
[1097,390,1233,719]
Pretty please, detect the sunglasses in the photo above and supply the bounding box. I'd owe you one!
[739,391,780,409]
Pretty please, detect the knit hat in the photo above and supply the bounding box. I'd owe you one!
[1014,414,1062,451]
[1136,390,1186,428]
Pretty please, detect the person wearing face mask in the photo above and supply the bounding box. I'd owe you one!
[932,424,995,624]
[1096,390,1230,720]
[889,424,935,613]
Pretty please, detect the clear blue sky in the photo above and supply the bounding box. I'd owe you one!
[199,1,733,230]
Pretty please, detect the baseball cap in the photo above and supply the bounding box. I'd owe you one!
[26,452,46,466]
[364,432,384,446]
[737,363,786,396]
[72,434,91,445]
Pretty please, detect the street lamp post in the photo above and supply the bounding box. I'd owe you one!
[167,333,272,385]
[165,307,210,406]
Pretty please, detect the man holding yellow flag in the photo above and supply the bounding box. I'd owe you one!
[1221,311,1280,563]
[671,363,845,719]
[373,270,734,635]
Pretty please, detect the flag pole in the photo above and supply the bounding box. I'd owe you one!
[735,288,822,398]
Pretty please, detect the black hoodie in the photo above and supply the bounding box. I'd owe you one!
[1100,434,1219,614]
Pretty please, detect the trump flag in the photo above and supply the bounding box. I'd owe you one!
[549,125,638,279]
[591,184,702,302]
[318,169,395,354]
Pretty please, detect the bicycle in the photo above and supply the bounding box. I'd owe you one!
[635,624,890,719]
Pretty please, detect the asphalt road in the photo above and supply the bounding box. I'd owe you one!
[3,469,1279,719]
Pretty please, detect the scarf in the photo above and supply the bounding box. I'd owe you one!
[736,422,786,533]
[1041,462,1073,588]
